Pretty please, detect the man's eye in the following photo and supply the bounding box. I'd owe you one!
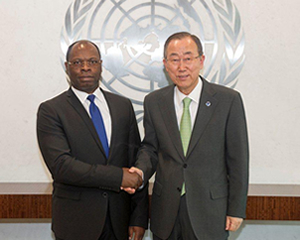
[73,60,81,65]
[172,59,180,63]
[184,57,191,62]
[90,60,98,64]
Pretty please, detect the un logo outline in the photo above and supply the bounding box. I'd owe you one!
[60,0,245,123]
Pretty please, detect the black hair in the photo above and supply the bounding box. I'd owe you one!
[164,32,203,58]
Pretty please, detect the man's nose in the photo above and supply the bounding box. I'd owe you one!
[81,61,91,71]
[178,60,187,70]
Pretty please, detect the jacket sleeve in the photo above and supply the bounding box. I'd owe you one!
[126,100,149,228]
[135,95,159,182]
[37,101,123,191]
[225,92,249,218]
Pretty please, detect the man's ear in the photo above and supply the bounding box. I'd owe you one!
[64,62,69,73]
[163,58,169,73]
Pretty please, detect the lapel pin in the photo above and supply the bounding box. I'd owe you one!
[205,101,211,107]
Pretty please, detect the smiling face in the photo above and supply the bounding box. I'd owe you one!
[163,36,205,95]
[65,41,102,94]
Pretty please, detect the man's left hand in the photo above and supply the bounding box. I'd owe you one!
[128,226,145,240]
[225,216,243,232]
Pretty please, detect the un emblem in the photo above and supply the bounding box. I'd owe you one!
[60,0,245,122]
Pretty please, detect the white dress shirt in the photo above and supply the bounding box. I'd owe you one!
[174,78,202,130]
[71,87,112,146]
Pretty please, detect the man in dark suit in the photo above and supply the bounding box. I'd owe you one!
[37,40,148,240]
[128,32,249,239]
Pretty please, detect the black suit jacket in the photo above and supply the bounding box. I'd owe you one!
[37,88,148,240]
[136,78,249,240]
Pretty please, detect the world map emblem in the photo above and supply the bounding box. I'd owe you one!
[60,0,245,123]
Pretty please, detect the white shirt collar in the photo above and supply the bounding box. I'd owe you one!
[71,86,105,104]
[175,77,202,106]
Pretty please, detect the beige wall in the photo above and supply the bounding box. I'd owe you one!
[0,0,299,185]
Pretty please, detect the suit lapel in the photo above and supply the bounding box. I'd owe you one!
[186,78,218,158]
[158,86,185,161]
[66,88,107,157]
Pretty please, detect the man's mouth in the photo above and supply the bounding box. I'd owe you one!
[177,75,189,79]
[79,76,94,80]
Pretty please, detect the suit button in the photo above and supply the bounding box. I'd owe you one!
[102,192,108,198]
[177,187,181,192]
[183,164,187,168]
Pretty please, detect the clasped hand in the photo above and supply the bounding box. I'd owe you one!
[121,167,143,194]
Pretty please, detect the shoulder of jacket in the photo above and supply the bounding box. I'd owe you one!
[41,90,69,105]
[207,81,240,97]
[145,84,174,99]
[102,89,131,102]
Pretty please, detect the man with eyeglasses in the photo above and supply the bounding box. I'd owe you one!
[37,40,148,240]
[126,32,249,240]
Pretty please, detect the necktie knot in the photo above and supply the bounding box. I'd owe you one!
[87,94,96,103]
[183,97,192,109]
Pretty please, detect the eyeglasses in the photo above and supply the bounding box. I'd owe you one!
[67,59,101,68]
[166,55,201,66]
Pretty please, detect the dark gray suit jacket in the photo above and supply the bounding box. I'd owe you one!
[136,78,249,240]
[37,88,148,240]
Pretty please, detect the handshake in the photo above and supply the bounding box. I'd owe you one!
[121,167,143,194]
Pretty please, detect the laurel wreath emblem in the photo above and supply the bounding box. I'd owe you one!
[60,0,245,89]
[212,0,245,88]
[60,0,94,63]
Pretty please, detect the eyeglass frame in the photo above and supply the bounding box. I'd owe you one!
[67,58,102,68]
[165,54,202,66]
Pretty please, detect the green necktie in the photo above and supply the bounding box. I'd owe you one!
[180,97,192,195]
